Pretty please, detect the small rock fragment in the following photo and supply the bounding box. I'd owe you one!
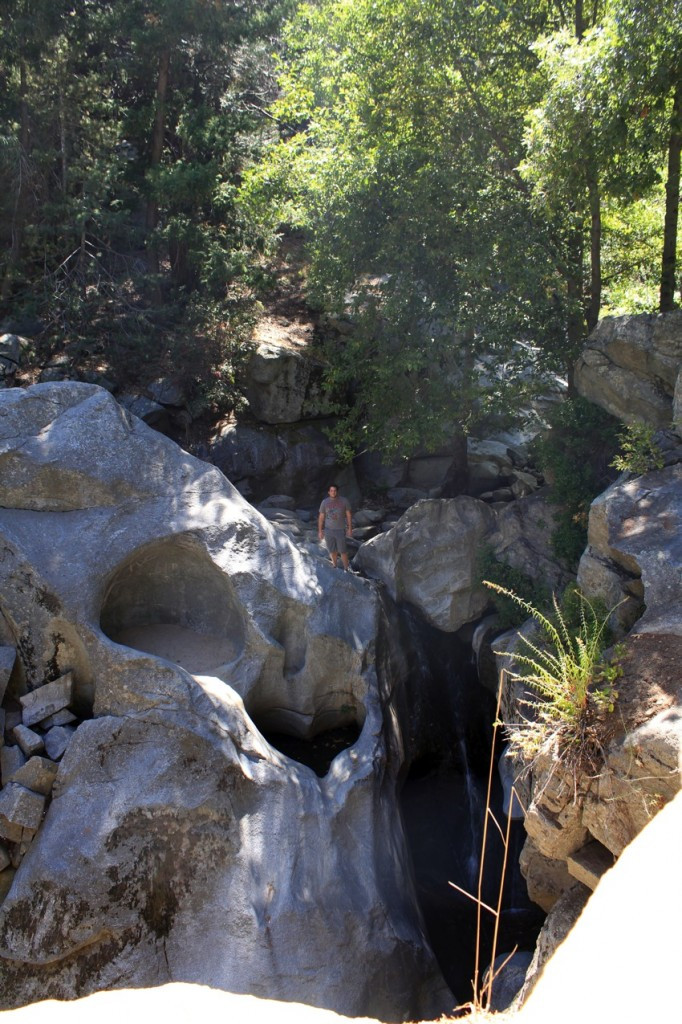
[12,723,45,757]
[19,672,74,727]
[0,783,46,842]
[0,744,27,785]
[9,756,59,796]
[44,724,77,760]
[39,708,77,729]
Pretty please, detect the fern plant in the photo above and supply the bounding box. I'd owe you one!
[484,581,622,768]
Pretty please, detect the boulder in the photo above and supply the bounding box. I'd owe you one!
[353,450,406,491]
[482,951,534,1012]
[354,498,496,631]
[43,724,76,760]
[211,421,285,485]
[0,382,449,1019]
[238,332,334,425]
[0,784,45,842]
[211,420,360,508]
[118,394,169,429]
[20,674,74,727]
[0,335,22,381]
[148,378,185,407]
[487,491,572,595]
[578,461,682,632]
[0,746,26,785]
[515,882,590,1004]
[7,757,58,797]
[12,726,44,758]
[574,310,682,427]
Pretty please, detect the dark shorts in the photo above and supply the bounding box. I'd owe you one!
[324,529,348,555]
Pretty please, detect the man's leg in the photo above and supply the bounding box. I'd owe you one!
[341,552,349,570]
[325,532,339,567]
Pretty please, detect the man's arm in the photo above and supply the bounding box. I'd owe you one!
[345,504,352,536]
[318,508,325,539]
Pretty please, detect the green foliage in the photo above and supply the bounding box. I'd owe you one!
[601,190,671,314]
[485,581,622,768]
[531,397,620,568]
[611,422,665,475]
[242,0,574,459]
[476,546,550,630]
[0,0,291,386]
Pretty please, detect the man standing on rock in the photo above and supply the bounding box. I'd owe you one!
[318,484,353,570]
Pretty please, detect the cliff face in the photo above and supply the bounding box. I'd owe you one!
[501,310,682,937]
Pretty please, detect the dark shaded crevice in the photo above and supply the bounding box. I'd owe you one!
[394,610,544,1004]
[260,721,362,777]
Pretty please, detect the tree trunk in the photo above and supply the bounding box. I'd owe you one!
[586,171,601,331]
[574,0,585,40]
[660,76,682,312]
[565,225,585,392]
[439,430,469,498]
[1,60,30,302]
[146,47,171,279]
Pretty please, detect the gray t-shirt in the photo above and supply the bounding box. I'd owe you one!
[319,496,350,531]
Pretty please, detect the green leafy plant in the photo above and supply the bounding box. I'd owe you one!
[476,545,550,629]
[611,421,665,475]
[484,581,622,770]
[531,396,620,569]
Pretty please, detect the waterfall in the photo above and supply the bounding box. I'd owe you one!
[394,606,544,1003]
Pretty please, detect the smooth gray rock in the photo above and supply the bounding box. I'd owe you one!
[0,382,449,1019]
[39,708,78,729]
[20,673,74,727]
[0,784,45,842]
[483,951,534,1011]
[0,746,26,786]
[7,756,58,796]
[354,498,496,631]
[12,724,44,757]
[148,377,185,407]
[43,724,77,760]
[575,310,682,426]
[0,335,22,380]
[259,494,296,510]
[211,420,360,509]
[118,394,168,427]
[488,490,572,595]
[238,336,333,424]
[579,462,682,631]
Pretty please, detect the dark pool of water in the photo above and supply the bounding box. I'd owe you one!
[262,723,362,777]
[401,765,545,1005]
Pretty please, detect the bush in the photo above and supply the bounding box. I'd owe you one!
[611,422,665,475]
[476,545,550,629]
[531,397,620,569]
[485,581,623,771]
